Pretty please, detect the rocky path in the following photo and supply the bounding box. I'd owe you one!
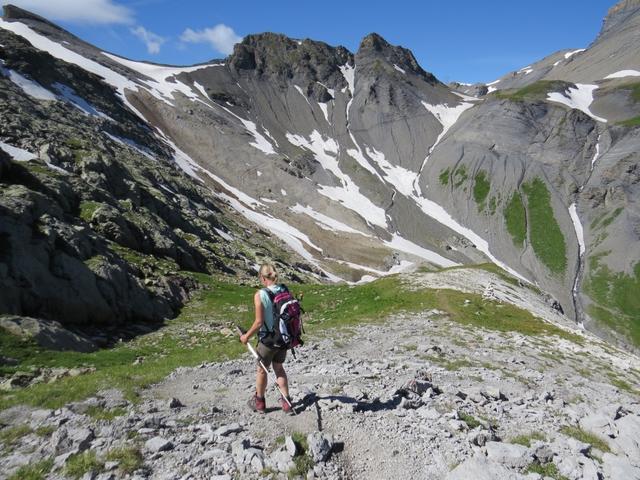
[2,276,640,479]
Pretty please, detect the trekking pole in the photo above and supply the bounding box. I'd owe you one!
[236,325,297,415]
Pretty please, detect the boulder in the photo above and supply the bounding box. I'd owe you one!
[485,441,532,468]
[0,316,97,352]
[602,453,640,480]
[307,432,333,463]
[446,455,526,480]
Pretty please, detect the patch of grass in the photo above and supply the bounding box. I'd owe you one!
[106,446,143,474]
[0,270,582,411]
[85,405,127,421]
[560,426,611,453]
[504,192,526,248]
[584,257,640,347]
[488,196,498,215]
[422,354,473,371]
[600,207,623,230]
[522,178,567,275]
[0,424,33,448]
[473,170,490,208]
[7,458,53,480]
[494,80,571,102]
[459,412,482,429]
[453,165,467,188]
[525,461,569,480]
[608,374,640,395]
[439,167,450,186]
[35,425,56,437]
[109,243,179,274]
[287,432,313,479]
[510,431,546,447]
[78,201,101,222]
[619,116,640,127]
[65,451,104,479]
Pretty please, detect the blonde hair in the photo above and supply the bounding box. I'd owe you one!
[259,263,278,282]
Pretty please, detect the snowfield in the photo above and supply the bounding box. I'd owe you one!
[547,84,607,123]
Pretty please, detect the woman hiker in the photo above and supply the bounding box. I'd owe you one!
[239,263,293,413]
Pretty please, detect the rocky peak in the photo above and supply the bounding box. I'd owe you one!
[356,32,437,84]
[3,4,53,25]
[228,32,352,89]
[598,0,640,39]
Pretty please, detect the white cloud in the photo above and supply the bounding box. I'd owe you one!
[2,0,135,24]
[180,24,242,55]
[131,26,165,54]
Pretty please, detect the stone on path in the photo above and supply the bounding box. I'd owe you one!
[307,432,333,463]
[214,423,243,437]
[145,436,174,453]
[285,435,298,457]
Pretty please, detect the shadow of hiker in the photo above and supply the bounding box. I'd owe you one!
[294,381,442,416]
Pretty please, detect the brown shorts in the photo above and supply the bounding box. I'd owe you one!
[256,341,286,368]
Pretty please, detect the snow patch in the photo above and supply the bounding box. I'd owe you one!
[286,131,387,228]
[0,62,57,101]
[281,189,287,196]
[547,84,607,123]
[212,103,277,155]
[214,227,234,242]
[416,100,474,193]
[384,234,457,268]
[193,81,208,98]
[393,64,406,74]
[604,69,640,79]
[365,146,415,197]
[486,79,501,86]
[411,195,528,282]
[518,65,533,75]
[0,141,36,161]
[569,203,585,256]
[53,83,112,119]
[346,133,383,181]
[339,63,355,96]
[453,91,479,101]
[318,102,330,123]
[104,132,156,160]
[316,82,335,98]
[0,140,68,173]
[102,52,221,105]
[590,135,601,171]
[564,49,585,59]
[256,170,262,177]
[291,204,371,236]
[260,197,277,204]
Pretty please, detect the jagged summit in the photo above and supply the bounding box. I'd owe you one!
[356,32,437,83]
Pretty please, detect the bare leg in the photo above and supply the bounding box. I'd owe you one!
[272,362,290,398]
[256,364,267,398]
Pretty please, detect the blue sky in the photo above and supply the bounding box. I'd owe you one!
[4,0,615,84]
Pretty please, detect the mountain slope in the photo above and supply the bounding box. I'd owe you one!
[0,3,639,348]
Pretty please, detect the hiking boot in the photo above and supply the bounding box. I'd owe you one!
[248,395,266,413]
[279,396,293,414]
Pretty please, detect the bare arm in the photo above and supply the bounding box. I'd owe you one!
[240,291,264,344]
